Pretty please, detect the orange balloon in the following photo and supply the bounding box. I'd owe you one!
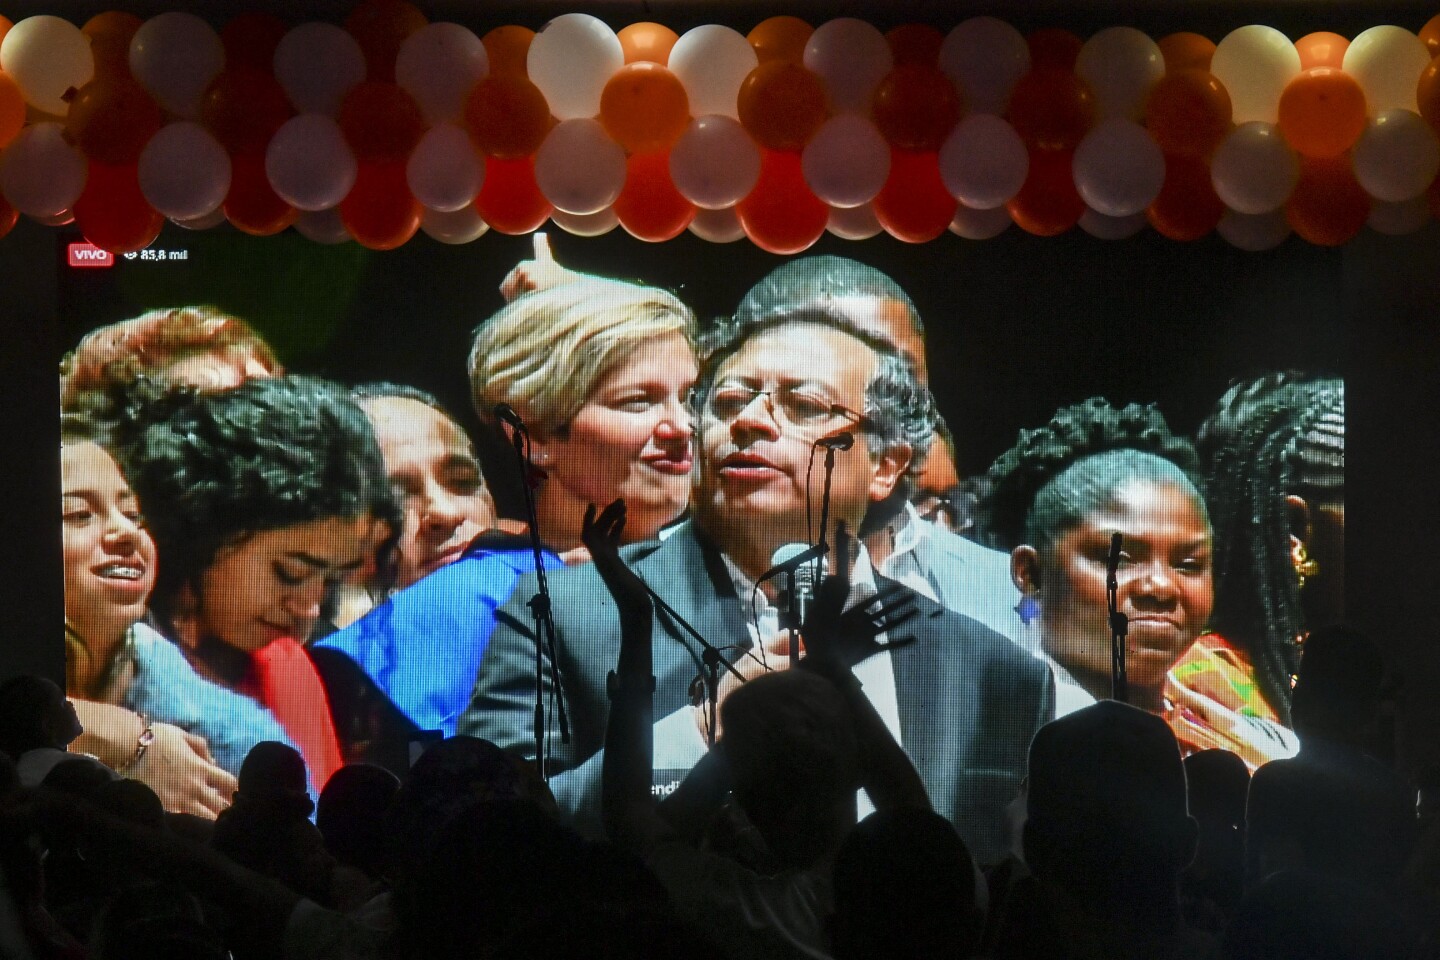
[340,160,421,250]
[600,62,690,154]
[737,61,829,151]
[1419,58,1440,134]
[874,150,956,242]
[735,149,828,254]
[0,73,25,149]
[203,68,293,155]
[64,78,163,165]
[345,0,427,82]
[1277,68,1367,159]
[339,81,426,160]
[886,24,943,67]
[1145,69,1232,158]
[465,74,552,158]
[872,65,961,152]
[1008,68,1096,152]
[614,150,695,241]
[0,191,17,241]
[222,13,289,71]
[748,16,812,65]
[1006,149,1083,236]
[618,22,678,65]
[483,26,535,77]
[1294,32,1349,70]
[1158,32,1215,73]
[476,156,552,234]
[225,155,299,236]
[1028,29,1083,70]
[1286,154,1369,246]
[1146,154,1223,241]
[83,12,143,78]
[0,16,11,49]
[74,161,163,253]
[1420,14,1440,58]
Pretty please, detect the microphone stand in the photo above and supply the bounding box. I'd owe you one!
[506,424,569,779]
[634,579,745,750]
[1107,534,1128,704]
[798,443,841,668]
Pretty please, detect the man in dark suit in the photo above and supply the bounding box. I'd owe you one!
[459,307,1053,863]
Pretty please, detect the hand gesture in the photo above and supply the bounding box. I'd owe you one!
[131,723,238,818]
[802,525,918,675]
[499,232,582,302]
[581,500,651,622]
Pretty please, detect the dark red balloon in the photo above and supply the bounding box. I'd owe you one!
[475,156,553,235]
[1006,149,1083,236]
[225,154,299,236]
[203,68,294,156]
[74,161,163,253]
[735,149,828,254]
[614,151,695,242]
[873,150,956,242]
[340,160,421,250]
[222,12,289,70]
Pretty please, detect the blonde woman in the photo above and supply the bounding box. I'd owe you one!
[318,275,698,737]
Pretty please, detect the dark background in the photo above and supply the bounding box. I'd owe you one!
[3,0,1439,771]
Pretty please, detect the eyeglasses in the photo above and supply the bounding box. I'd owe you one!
[701,382,872,434]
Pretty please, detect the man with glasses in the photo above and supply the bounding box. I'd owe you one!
[459,307,1053,864]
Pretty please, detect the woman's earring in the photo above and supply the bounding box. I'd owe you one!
[1291,539,1319,590]
[1016,594,1040,626]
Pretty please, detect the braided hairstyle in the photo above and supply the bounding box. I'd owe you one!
[980,397,1204,555]
[1196,373,1345,723]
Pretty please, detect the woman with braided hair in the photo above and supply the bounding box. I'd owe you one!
[981,398,1221,731]
[1169,373,1344,769]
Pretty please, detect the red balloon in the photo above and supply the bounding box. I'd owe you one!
[222,12,288,71]
[1146,154,1223,241]
[735,149,827,254]
[1286,154,1370,246]
[475,156,553,235]
[871,65,961,152]
[82,12,143,79]
[1006,149,1083,236]
[345,0,428,82]
[1028,29,1084,70]
[873,150,956,243]
[64,78,163,165]
[0,191,18,240]
[225,154,299,236]
[1008,68,1096,152]
[339,81,426,160]
[203,68,293,155]
[74,161,163,253]
[614,151,695,242]
[340,160,421,250]
[886,24,943,67]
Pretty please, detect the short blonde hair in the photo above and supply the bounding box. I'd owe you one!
[469,278,695,436]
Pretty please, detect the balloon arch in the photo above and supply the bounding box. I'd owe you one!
[1,3,1439,252]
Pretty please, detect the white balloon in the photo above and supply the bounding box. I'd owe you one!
[1210,25,1301,124]
[1080,207,1148,239]
[528,13,623,120]
[827,202,883,240]
[265,114,358,211]
[1217,208,1291,250]
[172,208,227,230]
[801,114,890,208]
[407,124,484,212]
[422,204,489,244]
[689,206,746,242]
[534,119,625,215]
[138,122,231,220]
[0,122,87,217]
[1072,118,1165,217]
[940,114,1028,209]
[804,18,892,113]
[551,206,619,236]
[274,23,366,116]
[1367,197,1430,235]
[396,23,488,125]
[295,207,353,244]
[1211,122,1300,214]
[128,13,224,119]
[669,115,761,209]
[668,25,758,121]
[1352,109,1440,202]
[1343,25,1431,115]
[939,17,1030,115]
[950,203,1012,239]
[1076,27,1165,120]
[0,16,93,115]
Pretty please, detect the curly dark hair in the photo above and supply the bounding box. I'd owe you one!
[979,397,1204,553]
[1196,372,1344,723]
[696,306,937,466]
[117,375,400,627]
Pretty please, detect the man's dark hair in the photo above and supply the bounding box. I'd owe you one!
[735,255,923,337]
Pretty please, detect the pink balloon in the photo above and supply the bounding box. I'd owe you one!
[0,122,87,216]
[139,121,231,220]
[265,113,357,211]
[688,205,745,242]
[407,123,484,212]
[802,114,889,207]
[669,115,760,209]
[827,202,883,239]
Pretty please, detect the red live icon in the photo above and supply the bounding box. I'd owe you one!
[67,243,114,268]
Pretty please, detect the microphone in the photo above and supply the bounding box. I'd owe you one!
[815,431,855,450]
[1107,532,1123,580]
[494,402,526,431]
[770,542,821,634]
[756,542,828,582]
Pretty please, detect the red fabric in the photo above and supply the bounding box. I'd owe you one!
[247,637,343,788]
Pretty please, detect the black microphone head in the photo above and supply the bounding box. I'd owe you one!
[771,542,818,591]
[817,431,855,450]
[493,402,523,428]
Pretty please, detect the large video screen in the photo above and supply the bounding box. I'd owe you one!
[56,223,1343,857]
